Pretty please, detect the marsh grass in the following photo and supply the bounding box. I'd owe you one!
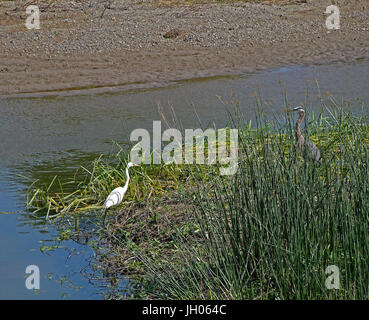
[131,104,369,299]
[26,134,223,219]
[26,144,193,219]
[26,98,369,299]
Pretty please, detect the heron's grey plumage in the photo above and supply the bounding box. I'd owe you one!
[293,106,321,164]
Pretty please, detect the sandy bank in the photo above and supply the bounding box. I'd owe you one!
[0,0,368,96]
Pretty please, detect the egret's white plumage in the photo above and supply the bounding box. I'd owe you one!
[102,162,137,223]
[104,162,136,209]
[104,186,126,209]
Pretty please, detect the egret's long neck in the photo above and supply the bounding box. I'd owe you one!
[123,167,130,190]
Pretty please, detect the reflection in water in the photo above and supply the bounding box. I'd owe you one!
[0,150,139,299]
[0,174,102,299]
[0,59,368,299]
[9,150,105,192]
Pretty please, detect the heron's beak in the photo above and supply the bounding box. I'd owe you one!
[133,164,140,167]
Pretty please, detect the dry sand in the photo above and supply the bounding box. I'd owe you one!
[0,0,368,96]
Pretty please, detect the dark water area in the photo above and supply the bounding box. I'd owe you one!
[0,59,368,299]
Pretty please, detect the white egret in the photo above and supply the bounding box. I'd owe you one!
[102,162,138,223]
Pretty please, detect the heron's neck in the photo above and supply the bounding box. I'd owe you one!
[296,112,305,137]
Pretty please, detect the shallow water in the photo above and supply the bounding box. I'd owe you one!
[0,59,368,299]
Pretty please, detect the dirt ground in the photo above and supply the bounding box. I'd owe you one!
[0,0,368,96]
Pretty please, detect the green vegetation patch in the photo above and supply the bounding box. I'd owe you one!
[27,102,369,299]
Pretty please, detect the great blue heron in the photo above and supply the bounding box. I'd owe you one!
[102,162,139,223]
[291,106,321,164]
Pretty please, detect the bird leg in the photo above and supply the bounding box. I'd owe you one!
[102,208,108,226]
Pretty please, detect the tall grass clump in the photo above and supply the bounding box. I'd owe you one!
[138,106,369,299]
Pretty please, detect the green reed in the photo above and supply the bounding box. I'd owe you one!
[136,105,369,299]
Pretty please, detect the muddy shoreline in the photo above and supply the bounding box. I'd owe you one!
[1,0,368,96]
